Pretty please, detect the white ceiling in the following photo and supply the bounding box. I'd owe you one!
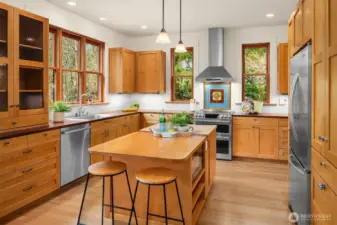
[47,0,297,36]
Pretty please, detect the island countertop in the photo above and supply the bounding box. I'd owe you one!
[140,124,217,136]
[89,131,207,161]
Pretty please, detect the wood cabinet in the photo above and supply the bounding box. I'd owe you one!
[0,129,60,217]
[109,48,135,94]
[288,18,295,56]
[277,43,289,94]
[0,3,49,131]
[233,117,287,160]
[294,5,303,52]
[136,51,166,94]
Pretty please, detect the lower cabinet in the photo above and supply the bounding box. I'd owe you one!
[0,130,60,217]
[233,117,288,160]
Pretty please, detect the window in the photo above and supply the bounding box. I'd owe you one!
[242,43,270,102]
[48,26,105,104]
[170,47,194,102]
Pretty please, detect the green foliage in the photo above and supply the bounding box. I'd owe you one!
[48,70,55,105]
[170,113,193,126]
[244,47,267,75]
[131,103,140,108]
[174,51,193,100]
[50,101,71,113]
[244,76,266,101]
[86,44,99,72]
[86,74,99,101]
[63,72,79,103]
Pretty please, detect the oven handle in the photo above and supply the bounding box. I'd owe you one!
[216,136,231,141]
[195,119,231,125]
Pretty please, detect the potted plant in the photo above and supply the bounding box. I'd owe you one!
[170,112,194,132]
[245,77,266,113]
[50,101,72,123]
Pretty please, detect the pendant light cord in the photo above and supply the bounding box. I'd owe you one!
[179,0,182,41]
[162,0,165,29]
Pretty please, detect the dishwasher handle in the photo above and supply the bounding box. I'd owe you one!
[61,126,91,135]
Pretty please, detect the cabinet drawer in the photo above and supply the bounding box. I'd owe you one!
[143,113,160,122]
[279,149,288,160]
[0,168,58,217]
[311,170,337,225]
[0,158,58,189]
[233,117,255,125]
[91,120,106,131]
[278,118,288,127]
[0,136,27,156]
[279,139,289,149]
[0,141,59,175]
[279,127,289,138]
[233,117,278,126]
[28,129,60,147]
[312,149,337,194]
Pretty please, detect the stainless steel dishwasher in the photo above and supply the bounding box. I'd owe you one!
[61,123,91,186]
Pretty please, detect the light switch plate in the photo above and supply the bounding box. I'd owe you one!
[279,96,289,105]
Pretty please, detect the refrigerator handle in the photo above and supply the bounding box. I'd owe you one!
[290,73,300,142]
[289,154,305,175]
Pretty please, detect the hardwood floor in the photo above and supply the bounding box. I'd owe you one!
[2,159,290,225]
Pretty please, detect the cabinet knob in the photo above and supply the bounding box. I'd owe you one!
[23,186,33,192]
[22,168,33,174]
[15,104,20,107]
[9,104,14,108]
[4,141,10,145]
[22,149,32,155]
[43,133,48,137]
[318,136,323,141]
[318,183,326,191]
[320,162,326,167]
[12,121,17,125]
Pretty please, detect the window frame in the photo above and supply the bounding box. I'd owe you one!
[48,25,105,104]
[170,47,194,102]
[241,43,270,103]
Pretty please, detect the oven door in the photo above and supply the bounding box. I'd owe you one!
[216,136,232,160]
[195,119,231,136]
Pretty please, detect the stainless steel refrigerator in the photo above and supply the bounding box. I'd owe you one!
[289,44,312,225]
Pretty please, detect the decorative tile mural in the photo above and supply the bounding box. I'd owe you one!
[204,83,231,110]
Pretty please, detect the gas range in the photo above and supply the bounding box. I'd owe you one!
[194,110,233,160]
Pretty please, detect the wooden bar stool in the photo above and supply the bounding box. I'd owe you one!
[131,167,185,225]
[77,160,138,225]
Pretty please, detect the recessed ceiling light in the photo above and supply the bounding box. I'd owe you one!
[67,1,76,6]
[266,13,275,18]
[141,25,148,29]
[100,17,106,21]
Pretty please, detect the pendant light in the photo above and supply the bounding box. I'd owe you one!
[175,0,187,53]
[156,0,171,44]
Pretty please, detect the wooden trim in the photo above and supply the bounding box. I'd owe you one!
[241,43,270,103]
[170,47,194,102]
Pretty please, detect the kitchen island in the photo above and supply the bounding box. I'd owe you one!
[89,126,216,225]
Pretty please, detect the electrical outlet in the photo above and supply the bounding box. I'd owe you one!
[279,96,289,105]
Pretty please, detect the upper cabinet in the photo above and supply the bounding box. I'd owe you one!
[109,49,166,94]
[277,43,289,94]
[136,50,166,94]
[0,3,49,131]
[109,48,136,94]
[289,0,313,56]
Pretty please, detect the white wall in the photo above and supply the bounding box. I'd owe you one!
[1,0,131,114]
[125,25,289,113]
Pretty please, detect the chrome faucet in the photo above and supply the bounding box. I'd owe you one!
[78,94,88,116]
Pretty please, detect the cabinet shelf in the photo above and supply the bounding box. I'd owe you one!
[192,198,206,225]
[19,90,43,93]
[19,44,42,50]
[0,90,7,92]
[192,182,205,209]
[192,168,205,191]
[0,40,6,44]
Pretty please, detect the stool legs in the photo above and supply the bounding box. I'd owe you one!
[163,184,168,225]
[175,180,185,225]
[126,171,138,225]
[110,176,114,225]
[77,174,90,225]
[102,177,105,225]
[146,185,151,225]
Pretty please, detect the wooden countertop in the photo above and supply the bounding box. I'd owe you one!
[141,124,217,136]
[89,131,206,161]
[139,109,194,114]
[233,113,288,118]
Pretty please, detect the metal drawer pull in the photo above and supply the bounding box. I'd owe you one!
[12,121,17,125]
[43,133,48,137]
[4,141,10,145]
[9,104,14,108]
[22,149,32,154]
[318,183,326,191]
[22,168,33,174]
[320,162,326,167]
[23,186,33,192]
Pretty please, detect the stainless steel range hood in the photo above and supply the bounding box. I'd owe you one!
[196,28,233,83]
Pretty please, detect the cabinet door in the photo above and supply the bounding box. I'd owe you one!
[277,43,289,94]
[0,3,14,126]
[233,124,257,157]
[325,0,337,167]
[129,114,140,133]
[311,0,326,153]
[13,9,48,117]
[294,5,303,51]
[90,127,106,164]
[136,51,161,93]
[107,125,118,141]
[256,125,279,159]
[122,50,135,93]
[288,18,295,56]
[302,0,313,42]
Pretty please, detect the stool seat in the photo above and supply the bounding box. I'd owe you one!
[88,160,126,176]
[135,167,176,185]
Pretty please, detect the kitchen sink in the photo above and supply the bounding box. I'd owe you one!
[66,114,111,121]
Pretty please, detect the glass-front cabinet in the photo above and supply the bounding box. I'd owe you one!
[0,3,13,125]
[14,8,48,117]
